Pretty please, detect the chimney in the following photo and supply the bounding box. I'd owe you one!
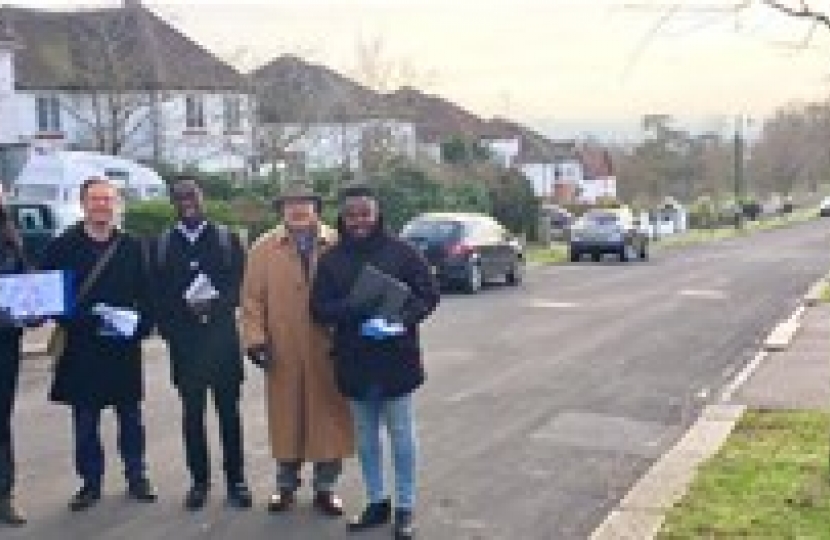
[123,0,143,9]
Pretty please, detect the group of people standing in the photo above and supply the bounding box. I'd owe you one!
[0,175,439,539]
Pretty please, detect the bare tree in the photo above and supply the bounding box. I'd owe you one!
[38,7,169,159]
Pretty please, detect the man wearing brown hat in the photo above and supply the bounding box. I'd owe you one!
[241,183,353,516]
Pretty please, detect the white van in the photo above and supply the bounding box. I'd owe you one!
[12,150,167,206]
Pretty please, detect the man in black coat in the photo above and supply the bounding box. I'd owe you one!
[310,185,439,540]
[42,177,156,512]
[151,179,251,510]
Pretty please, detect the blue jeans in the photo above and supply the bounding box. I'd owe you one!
[350,395,417,510]
[72,403,147,488]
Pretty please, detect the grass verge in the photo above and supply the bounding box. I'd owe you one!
[526,243,568,265]
[527,210,819,265]
[657,409,830,539]
[658,209,819,250]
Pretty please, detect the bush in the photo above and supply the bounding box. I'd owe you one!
[124,200,252,239]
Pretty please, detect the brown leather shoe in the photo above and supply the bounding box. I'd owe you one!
[266,490,295,513]
[313,491,344,517]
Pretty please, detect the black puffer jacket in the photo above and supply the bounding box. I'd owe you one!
[311,219,440,400]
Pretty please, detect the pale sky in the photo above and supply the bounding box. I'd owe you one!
[9,0,830,139]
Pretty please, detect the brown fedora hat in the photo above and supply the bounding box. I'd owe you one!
[273,183,323,211]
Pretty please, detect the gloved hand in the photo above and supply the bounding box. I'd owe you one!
[247,344,272,370]
[361,317,405,341]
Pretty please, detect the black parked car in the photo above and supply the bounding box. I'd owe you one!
[400,213,524,294]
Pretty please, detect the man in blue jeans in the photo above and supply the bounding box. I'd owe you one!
[311,185,439,539]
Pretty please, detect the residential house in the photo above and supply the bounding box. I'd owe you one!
[252,56,417,174]
[0,2,254,182]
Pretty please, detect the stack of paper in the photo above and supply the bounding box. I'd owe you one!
[184,273,219,303]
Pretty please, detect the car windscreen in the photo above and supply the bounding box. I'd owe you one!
[401,220,462,242]
[579,212,620,227]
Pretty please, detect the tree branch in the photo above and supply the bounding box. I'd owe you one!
[761,0,830,30]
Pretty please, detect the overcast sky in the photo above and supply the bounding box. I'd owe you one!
[9,0,830,140]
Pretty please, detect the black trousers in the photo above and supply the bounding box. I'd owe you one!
[0,333,22,497]
[179,383,245,487]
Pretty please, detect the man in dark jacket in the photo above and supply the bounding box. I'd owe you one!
[311,185,439,539]
[42,177,156,512]
[152,178,251,510]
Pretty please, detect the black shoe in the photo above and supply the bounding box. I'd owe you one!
[69,484,101,512]
[393,509,415,539]
[348,499,391,532]
[266,489,295,513]
[313,491,344,517]
[0,497,26,526]
[127,478,157,503]
[184,483,209,511]
[227,482,252,509]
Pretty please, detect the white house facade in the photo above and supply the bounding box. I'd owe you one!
[0,4,254,181]
[259,119,418,172]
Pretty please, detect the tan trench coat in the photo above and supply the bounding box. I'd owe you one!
[241,225,354,461]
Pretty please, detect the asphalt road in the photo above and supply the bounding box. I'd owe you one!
[7,220,830,540]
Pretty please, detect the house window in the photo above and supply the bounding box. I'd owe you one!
[224,96,242,132]
[36,96,61,132]
[185,95,205,129]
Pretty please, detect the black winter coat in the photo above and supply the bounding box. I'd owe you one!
[42,225,152,408]
[151,223,245,392]
[311,225,439,400]
[0,241,26,344]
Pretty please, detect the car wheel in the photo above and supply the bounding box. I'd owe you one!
[591,252,602,263]
[464,263,483,294]
[569,249,580,263]
[506,259,523,285]
[639,243,649,260]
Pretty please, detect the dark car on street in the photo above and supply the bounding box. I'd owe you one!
[568,208,648,263]
[400,212,524,294]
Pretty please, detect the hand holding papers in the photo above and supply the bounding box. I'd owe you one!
[360,317,405,340]
[92,303,140,339]
[184,273,219,323]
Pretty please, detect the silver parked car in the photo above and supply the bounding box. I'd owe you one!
[569,208,649,263]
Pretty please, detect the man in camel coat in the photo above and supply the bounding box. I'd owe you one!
[241,184,354,517]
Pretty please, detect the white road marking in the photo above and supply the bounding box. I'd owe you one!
[527,300,579,309]
[719,350,768,402]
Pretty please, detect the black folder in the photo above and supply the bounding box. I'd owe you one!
[347,264,412,322]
